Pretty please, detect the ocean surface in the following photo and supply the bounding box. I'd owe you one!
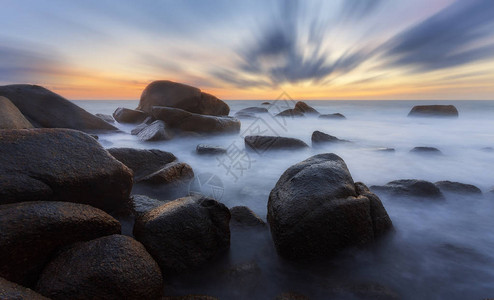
[75,99,494,299]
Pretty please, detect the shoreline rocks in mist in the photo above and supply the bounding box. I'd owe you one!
[95,113,115,123]
[294,101,319,115]
[137,120,173,141]
[196,144,228,155]
[268,153,393,260]
[275,108,305,118]
[234,106,269,119]
[319,113,346,120]
[435,181,482,195]
[0,96,33,129]
[408,105,459,118]
[371,179,444,200]
[410,146,443,155]
[245,135,309,152]
[311,130,349,145]
[113,107,150,124]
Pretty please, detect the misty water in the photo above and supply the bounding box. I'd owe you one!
[77,100,494,299]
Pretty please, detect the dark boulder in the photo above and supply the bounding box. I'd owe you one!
[129,195,169,217]
[408,105,459,118]
[137,120,172,141]
[95,113,115,123]
[294,101,319,115]
[0,129,133,212]
[139,162,194,187]
[0,277,49,300]
[153,106,240,134]
[311,130,348,144]
[230,206,266,227]
[435,181,482,195]
[138,80,229,116]
[0,201,120,286]
[262,102,270,105]
[0,84,117,131]
[318,113,346,120]
[36,234,163,300]
[371,179,444,199]
[268,153,393,259]
[196,144,227,155]
[245,136,308,152]
[0,96,33,129]
[133,195,231,273]
[410,147,442,155]
[113,107,149,124]
[275,109,304,118]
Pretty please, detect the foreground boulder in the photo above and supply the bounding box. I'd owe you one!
[36,234,162,300]
[138,80,229,116]
[0,129,133,212]
[0,84,117,131]
[311,130,348,145]
[129,195,168,217]
[134,195,230,273]
[371,179,444,199]
[153,106,240,134]
[268,153,393,259]
[113,107,149,124]
[408,105,459,118]
[0,96,33,129]
[245,136,308,152]
[0,201,120,286]
[0,277,49,300]
[435,181,482,195]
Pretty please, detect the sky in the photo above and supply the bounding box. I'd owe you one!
[1,0,494,100]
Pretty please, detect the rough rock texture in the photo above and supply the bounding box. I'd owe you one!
[196,144,227,155]
[0,277,49,300]
[275,109,305,118]
[139,162,194,187]
[138,80,229,116]
[294,101,319,115]
[36,234,163,300]
[134,196,231,273]
[371,179,444,199]
[245,136,309,152]
[95,113,115,123]
[230,206,266,227]
[137,120,172,141]
[311,130,348,144]
[129,195,169,217]
[152,106,240,134]
[318,113,346,120]
[0,96,33,129]
[268,153,393,259]
[0,201,121,286]
[408,105,459,118]
[410,147,442,155]
[435,181,482,195]
[0,84,117,131]
[0,129,133,212]
[113,107,149,124]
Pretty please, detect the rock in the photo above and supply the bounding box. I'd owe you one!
[275,292,310,300]
[318,113,346,120]
[0,129,133,212]
[137,120,172,141]
[130,117,157,135]
[0,201,120,286]
[481,147,494,152]
[95,113,115,123]
[375,147,395,153]
[138,80,229,116]
[275,109,304,118]
[261,102,270,105]
[163,296,218,300]
[130,195,168,217]
[112,107,149,124]
[371,179,444,199]
[133,195,230,273]
[311,130,348,144]
[268,153,393,259]
[410,147,442,155]
[196,144,227,155]
[408,105,459,118]
[235,107,268,115]
[245,136,309,152]
[0,96,33,129]
[435,181,482,195]
[0,84,117,131]
[230,206,266,227]
[139,162,194,187]
[36,234,162,300]
[0,277,49,300]
[294,101,319,115]
[153,106,240,134]
[330,282,400,300]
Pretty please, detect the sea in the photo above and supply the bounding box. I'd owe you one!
[75,99,494,299]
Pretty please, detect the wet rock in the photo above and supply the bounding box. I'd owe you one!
[0,129,133,212]
[0,277,49,300]
[139,162,194,187]
[275,109,305,118]
[410,146,442,155]
[294,101,319,115]
[371,179,444,199]
[311,130,349,144]
[245,136,309,152]
[153,106,240,134]
[113,107,149,124]
[0,96,33,129]
[230,206,266,227]
[0,201,120,286]
[318,113,346,120]
[133,196,230,273]
[137,120,172,141]
[130,195,169,217]
[0,84,117,131]
[138,80,229,116]
[130,117,156,135]
[268,153,393,259]
[408,105,459,118]
[435,181,482,195]
[196,144,227,155]
[95,113,115,123]
[36,234,162,300]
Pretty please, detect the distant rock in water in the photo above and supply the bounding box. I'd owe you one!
[196,144,227,155]
[0,96,33,129]
[0,277,49,300]
[408,105,459,118]
[318,113,346,120]
[375,147,395,153]
[0,84,117,132]
[138,80,229,116]
[371,179,444,200]
[294,101,319,115]
[245,135,309,152]
[410,147,443,155]
[261,102,270,105]
[234,107,269,119]
[268,153,393,259]
[435,181,482,195]
[311,130,349,145]
[113,107,149,124]
[95,113,115,123]
[275,108,305,118]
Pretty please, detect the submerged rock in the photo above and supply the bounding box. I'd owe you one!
[294,101,319,115]
[137,120,172,141]
[0,96,33,129]
[138,80,229,116]
[275,109,304,118]
[261,102,270,105]
[0,84,117,131]
[113,107,149,124]
[230,206,266,227]
[0,201,120,286]
[0,277,49,300]
[268,153,393,259]
[311,130,349,144]
[410,147,443,155]
[435,181,482,195]
[0,129,133,212]
[408,105,459,118]
[36,234,163,300]
[196,144,227,155]
[235,107,269,115]
[245,135,309,152]
[371,179,444,199]
[318,113,346,120]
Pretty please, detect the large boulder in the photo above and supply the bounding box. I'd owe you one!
[294,101,319,115]
[245,136,308,152]
[0,84,117,131]
[36,234,163,300]
[152,106,240,134]
[0,277,49,300]
[0,96,33,129]
[267,153,393,259]
[435,181,482,195]
[133,195,231,273]
[408,105,459,118]
[0,201,121,286]
[371,179,444,199]
[113,107,150,124]
[311,130,349,144]
[0,129,133,212]
[138,80,229,116]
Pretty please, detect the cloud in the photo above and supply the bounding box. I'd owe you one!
[339,0,385,21]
